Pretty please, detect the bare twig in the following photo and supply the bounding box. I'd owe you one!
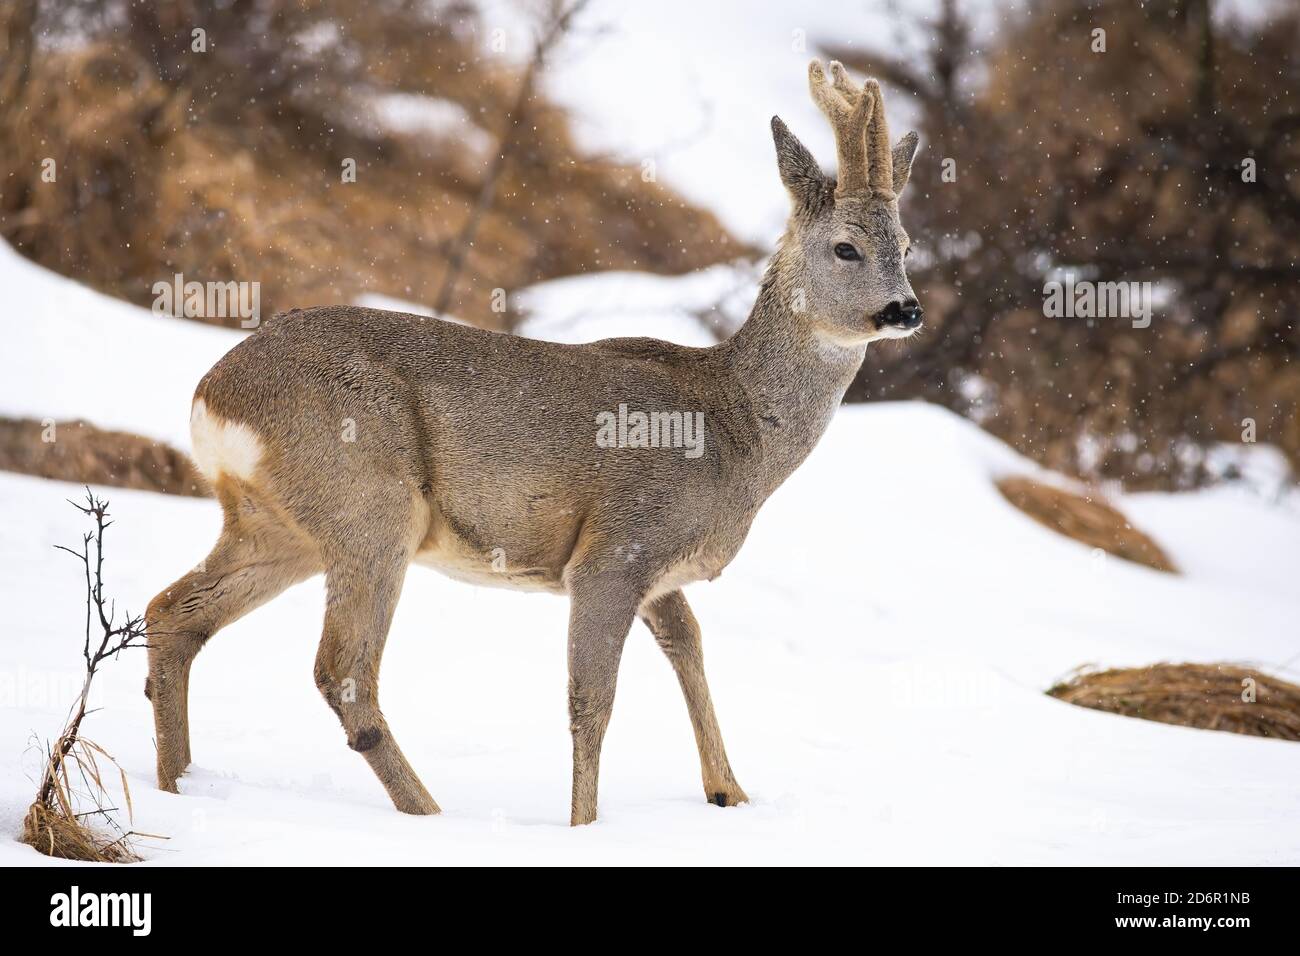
[22,489,150,862]
[432,0,592,318]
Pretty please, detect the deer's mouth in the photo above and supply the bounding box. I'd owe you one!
[873,323,921,340]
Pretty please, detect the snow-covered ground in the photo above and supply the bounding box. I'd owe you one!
[2,241,1299,866]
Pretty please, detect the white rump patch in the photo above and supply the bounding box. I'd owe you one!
[190,398,263,483]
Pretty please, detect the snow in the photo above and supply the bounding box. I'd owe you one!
[364,92,493,157]
[3,241,1299,866]
[514,263,755,346]
[527,0,1277,244]
[0,241,243,451]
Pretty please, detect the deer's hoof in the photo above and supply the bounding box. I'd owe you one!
[708,787,749,808]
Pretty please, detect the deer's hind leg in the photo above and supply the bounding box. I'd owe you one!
[640,590,748,809]
[312,514,438,816]
[146,482,321,792]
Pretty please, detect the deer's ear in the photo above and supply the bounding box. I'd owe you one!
[771,116,826,210]
[892,131,920,193]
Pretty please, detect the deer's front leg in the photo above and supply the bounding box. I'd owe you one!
[566,574,639,826]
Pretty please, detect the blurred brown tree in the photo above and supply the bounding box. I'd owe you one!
[832,0,1299,489]
[0,0,741,328]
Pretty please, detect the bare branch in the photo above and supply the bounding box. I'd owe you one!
[432,0,594,318]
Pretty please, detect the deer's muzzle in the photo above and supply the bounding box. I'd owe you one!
[873,298,924,331]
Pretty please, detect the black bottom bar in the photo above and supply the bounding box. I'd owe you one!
[0,865,1287,942]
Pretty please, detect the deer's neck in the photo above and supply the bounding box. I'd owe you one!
[719,254,867,492]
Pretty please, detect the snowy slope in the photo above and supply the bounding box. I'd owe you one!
[2,242,1299,866]
[532,0,1273,244]
[0,242,244,451]
[530,0,1008,244]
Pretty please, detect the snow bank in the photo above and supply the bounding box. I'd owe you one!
[514,263,755,346]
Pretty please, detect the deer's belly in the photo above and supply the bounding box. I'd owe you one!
[412,541,567,593]
[413,503,573,594]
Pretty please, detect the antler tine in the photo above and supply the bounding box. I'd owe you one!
[829,60,860,100]
[862,78,895,198]
[808,60,874,198]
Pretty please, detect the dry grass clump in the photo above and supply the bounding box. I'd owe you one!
[1049,663,1300,740]
[23,736,139,863]
[0,417,209,497]
[996,476,1177,573]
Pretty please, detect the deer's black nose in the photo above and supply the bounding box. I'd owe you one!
[875,298,924,330]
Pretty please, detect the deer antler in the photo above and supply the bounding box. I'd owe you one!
[808,60,894,200]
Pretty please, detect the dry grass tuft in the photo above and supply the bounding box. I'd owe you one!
[0,416,209,497]
[22,735,140,863]
[1048,663,1300,740]
[996,476,1176,573]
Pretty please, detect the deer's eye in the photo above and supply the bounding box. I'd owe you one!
[833,242,861,261]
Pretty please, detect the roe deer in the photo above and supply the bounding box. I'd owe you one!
[145,61,922,826]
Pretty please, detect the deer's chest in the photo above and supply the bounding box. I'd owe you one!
[643,511,756,603]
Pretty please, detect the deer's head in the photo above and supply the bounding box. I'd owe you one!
[772,61,922,344]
